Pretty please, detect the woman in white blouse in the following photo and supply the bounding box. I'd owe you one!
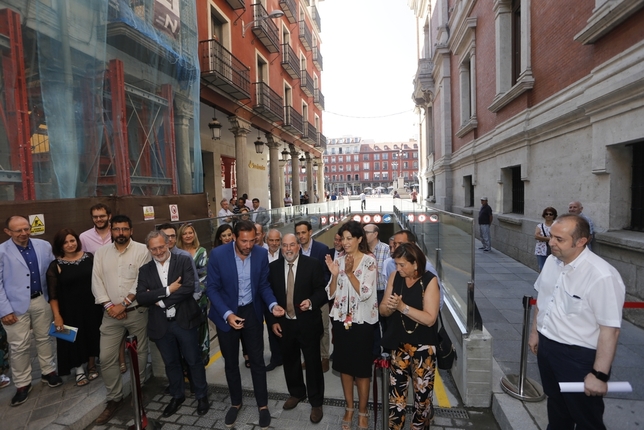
[325,221,378,430]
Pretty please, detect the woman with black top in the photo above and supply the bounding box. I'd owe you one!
[380,243,440,430]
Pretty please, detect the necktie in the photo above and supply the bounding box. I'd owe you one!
[287,263,295,318]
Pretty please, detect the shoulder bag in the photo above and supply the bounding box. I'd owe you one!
[436,311,457,370]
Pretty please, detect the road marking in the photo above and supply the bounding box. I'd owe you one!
[434,370,451,408]
[206,351,222,368]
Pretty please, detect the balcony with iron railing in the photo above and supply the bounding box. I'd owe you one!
[314,88,324,110]
[199,39,250,100]
[251,3,280,53]
[226,0,245,9]
[300,69,314,97]
[303,122,317,145]
[311,5,321,32]
[312,46,323,71]
[284,106,303,134]
[281,43,299,79]
[279,0,297,23]
[253,82,284,122]
[317,133,327,151]
[298,20,312,51]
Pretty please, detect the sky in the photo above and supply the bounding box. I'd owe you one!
[317,0,419,143]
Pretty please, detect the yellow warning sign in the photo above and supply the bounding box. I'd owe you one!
[29,214,45,235]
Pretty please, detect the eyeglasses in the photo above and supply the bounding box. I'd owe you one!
[364,230,376,234]
[111,227,131,232]
[92,215,108,219]
[544,213,554,216]
[166,234,177,239]
[8,228,30,233]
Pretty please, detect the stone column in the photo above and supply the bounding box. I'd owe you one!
[316,158,325,201]
[174,98,194,194]
[228,116,252,196]
[266,134,282,209]
[279,159,287,204]
[306,153,314,201]
[289,144,301,203]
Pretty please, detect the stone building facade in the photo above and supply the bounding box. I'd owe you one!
[410,0,644,298]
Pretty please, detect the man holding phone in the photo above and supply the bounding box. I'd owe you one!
[206,220,285,429]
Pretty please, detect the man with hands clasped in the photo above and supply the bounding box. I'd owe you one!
[206,220,285,430]
[528,214,624,429]
[267,234,327,423]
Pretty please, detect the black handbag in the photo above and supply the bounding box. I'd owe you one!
[540,224,551,256]
[436,312,457,370]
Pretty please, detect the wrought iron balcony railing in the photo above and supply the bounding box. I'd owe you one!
[314,88,324,110]
[281,43,299,79]
[279,0,297,23]
[303,122,317,145]
[298,20,312,51]
[254,82,284,122]
[311,5,321,32]
[199,39,250,100]
[283,106,303,134]
[312,46,323,71]
[251,3,280,53]
[300,69,314,97]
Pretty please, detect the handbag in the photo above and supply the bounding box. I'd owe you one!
[436,312,457,370]
[540,224,551,256]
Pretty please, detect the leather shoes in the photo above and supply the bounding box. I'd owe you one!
[162,396,185,417]
[197,396,210,415]
[95,399,123,424]
[321,358,330,373]
[266,362,282,371]
[283,396,305,410]
[310,406,324,423]
[225,405,241,428]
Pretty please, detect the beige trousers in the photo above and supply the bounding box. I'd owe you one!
[3,295,56,387]
[99,308,149,402]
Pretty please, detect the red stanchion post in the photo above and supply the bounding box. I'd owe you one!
[126,335,157,430]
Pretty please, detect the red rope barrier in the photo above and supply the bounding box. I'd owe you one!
[372,357,390,430]
[527,298,644,308]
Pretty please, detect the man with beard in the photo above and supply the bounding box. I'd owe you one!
[136,231,209,417]
[267,229,282,263]
[80,203,112,253]
[92,215,151,424]
[267,234,327,423]
[206,220,285,429]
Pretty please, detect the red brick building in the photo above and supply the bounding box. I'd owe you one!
[323,137,418,194]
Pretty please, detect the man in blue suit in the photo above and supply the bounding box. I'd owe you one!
[207,220,285,430]
[0,215,62,406]
[294,221,331,372]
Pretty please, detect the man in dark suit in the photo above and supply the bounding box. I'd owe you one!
[268,233,327,423]
[207,220,285,430]
[136,231,209,417]
[294,221,331,372]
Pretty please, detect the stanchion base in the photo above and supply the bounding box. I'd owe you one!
[500,375,546,402]
[128,418,159,430]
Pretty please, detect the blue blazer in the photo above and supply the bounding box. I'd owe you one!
[206,242,277,332]
[0,238,54,317]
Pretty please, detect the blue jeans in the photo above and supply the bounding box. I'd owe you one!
[154,322,208,400]
[480,224,491,250]
[537,255,548,272]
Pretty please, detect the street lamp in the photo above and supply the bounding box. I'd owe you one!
[242,10,285,37]
[299,154,306,173]
[253,128,264,154]
[280,147,290,161]
[208,108,222,140]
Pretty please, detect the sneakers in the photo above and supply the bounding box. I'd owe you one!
[95,399,123,425]
[41,372,63,388]
[10,384,32,406]
[0,374,10,389]
[225,405,242,428]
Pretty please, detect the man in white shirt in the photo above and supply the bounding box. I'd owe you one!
[255,223,269,250]
[80,203,112,253]
[217,199,234,225]
[92,215,151,425]
[267,229,282,263]
[529,214,624,429]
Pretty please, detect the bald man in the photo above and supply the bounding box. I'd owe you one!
[568,201,595,249]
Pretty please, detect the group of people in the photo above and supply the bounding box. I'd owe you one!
[0,206,211,424]
[534,200,595,271]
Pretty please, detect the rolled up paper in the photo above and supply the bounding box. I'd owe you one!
[559,382,632,393]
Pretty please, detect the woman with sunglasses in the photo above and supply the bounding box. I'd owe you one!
[535,207,558,271]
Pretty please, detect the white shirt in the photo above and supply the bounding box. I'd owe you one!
[535,247,625,349]
[268,249,280,263]
[284,257,299,319]
[153,254,175,316]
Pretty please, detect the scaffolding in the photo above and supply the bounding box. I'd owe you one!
[0,0,202,201]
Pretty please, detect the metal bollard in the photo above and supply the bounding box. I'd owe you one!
[500,295,546,401]
[125,335,157,430]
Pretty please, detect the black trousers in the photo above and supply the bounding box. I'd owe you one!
[537,333,606,430]
[278,318,325,407]
[217,304,267,407]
